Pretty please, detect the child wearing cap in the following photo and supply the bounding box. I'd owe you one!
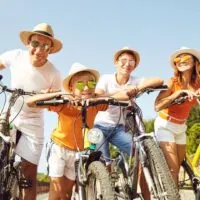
[27,62,134,199]
[154,47,200,186]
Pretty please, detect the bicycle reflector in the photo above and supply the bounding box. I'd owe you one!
[87,128,103,144]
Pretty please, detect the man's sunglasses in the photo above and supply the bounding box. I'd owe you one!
[118,59,136,67]
[30,40,51,52]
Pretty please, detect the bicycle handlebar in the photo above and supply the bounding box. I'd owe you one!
[134,85,168,99]
[0,74,37,96]
[36,85,169,107]
[172,94,200,105]
[36,98,129,107]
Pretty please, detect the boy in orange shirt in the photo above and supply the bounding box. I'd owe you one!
[27,62,134,200]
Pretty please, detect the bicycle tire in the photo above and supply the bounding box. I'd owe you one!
[144,138,180,200]
[0,163,22,200]
[86,161,115,200]
[179,160,200,200]
[196,189,200,200]
[0,138,10,195]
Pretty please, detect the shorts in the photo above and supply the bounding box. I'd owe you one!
[15,133,43,165]
[154,116,187,145]
[46,141,76,181]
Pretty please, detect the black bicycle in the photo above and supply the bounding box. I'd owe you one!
[0,75,35,200]
[35,97,127,200]
[101,86,181,200]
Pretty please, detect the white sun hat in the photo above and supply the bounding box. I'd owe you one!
[63,63,100,92]
[170,47,200,68]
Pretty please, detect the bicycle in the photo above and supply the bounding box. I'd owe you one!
[0,74,35,200]
[171,95,200,200]
[102,85,181,200]
[35,97,128,200]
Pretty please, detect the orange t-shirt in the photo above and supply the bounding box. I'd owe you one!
[48,104,108,151]
[160,78,200,121]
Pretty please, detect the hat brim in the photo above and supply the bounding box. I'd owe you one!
[114,49,140,67]
[20,31,62,54]
[63,69,100,92]
[170,48,200,68]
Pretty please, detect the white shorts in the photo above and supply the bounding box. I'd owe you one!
[15,133,43,165]
[46,141,76,180]
[154,116,187,145]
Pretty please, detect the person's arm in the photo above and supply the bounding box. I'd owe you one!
[109,89,134,101]
[26,91,66,108]
[154,79,196,112]
[95,88,105,96]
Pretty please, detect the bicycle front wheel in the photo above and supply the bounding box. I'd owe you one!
[144,138,180,200]
[86,161,115,200]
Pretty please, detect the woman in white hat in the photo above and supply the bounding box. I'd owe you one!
[154,47,200,185]
[0,23,62,200]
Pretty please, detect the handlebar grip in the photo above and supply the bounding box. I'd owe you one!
[88,99,129,107]
[36,99,68,106]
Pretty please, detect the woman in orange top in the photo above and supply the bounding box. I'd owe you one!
[154,47,200,185]
[27,62,135,200]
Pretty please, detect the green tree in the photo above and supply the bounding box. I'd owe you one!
[144,119,155,133]
[37,173,50,183]
[186,123,200,154]
[187,105,200,129]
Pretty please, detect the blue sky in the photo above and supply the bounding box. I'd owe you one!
[0,0,200,172]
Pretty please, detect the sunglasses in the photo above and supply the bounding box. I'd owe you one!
[118,59,136,67]
[174,55,193,64]
[30,40,51,52]
[75,80,96,91]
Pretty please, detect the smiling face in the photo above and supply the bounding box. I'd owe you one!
[69,71,97,99]
[174,53,195,72]
[27,34,53,67]
[115,52,136,76]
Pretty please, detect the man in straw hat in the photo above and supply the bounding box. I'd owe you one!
[0,23,62,200]
[94,47,164,200]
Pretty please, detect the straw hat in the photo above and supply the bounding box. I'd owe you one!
[20,23,62,54]
[113,47,140,67]
[63,63,100,92]
[170,47,200,68]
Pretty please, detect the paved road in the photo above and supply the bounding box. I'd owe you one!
[37,193,48,200]
[37,190,195,200]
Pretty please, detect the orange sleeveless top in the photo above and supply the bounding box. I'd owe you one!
[159,78,199,124]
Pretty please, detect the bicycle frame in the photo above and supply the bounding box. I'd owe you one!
[0,76,34,199]
[109,86,180,200]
